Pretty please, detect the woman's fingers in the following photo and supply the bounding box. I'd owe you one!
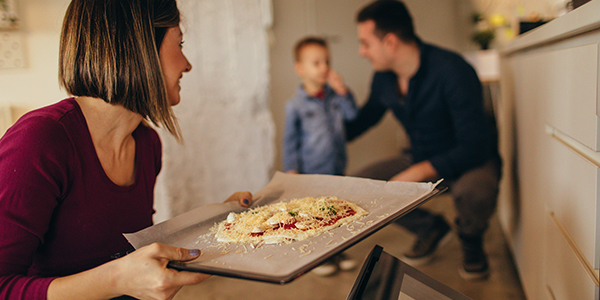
[147,244,210,286]
[146,243,201,262]
[113,243,208,299]
[169,271,211,287]
[224,191,252,207]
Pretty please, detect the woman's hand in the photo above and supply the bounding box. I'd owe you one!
[48,243,209,300]
[224,191,253,207]
[114,243,210,300]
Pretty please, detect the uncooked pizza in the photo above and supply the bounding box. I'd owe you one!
[214,196,368,246]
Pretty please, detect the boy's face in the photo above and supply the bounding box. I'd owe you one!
[295,44,330,87]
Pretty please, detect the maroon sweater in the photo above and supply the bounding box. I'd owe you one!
[0,98,161,299]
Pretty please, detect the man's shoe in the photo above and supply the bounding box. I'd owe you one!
[311,259,338,276]
[459,235,490,280]
[402,216,451,266]
[337,253,358,271]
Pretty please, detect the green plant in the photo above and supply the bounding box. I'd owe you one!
[472,29,495,50]
[0,0,19,28]
[471,12,483,24]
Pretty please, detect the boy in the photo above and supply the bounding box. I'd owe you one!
[283,37,357,176]
[282,37,358,276]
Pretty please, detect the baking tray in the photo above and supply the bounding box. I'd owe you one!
[124,172,445,284]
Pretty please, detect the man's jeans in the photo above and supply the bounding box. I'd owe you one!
[352,152,501,239]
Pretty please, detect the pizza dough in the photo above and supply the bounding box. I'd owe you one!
[214,196,368,246]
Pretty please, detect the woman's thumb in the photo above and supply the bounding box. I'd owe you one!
[165,246,201,262]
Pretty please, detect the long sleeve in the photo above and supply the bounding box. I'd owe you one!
[332,89,358,121]
[282,102,301,172]
[344,77,388,142]
[0,99,157,300]
[427,61,491,179]
[0,116,69,300]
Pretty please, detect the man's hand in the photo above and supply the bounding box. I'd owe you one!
[327,70,348,95]
[389,161,438,182]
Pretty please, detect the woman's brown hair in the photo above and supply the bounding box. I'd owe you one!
[59,0,182,139]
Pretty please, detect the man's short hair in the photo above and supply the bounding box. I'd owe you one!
[294,37,328,62]
[357,0,417,43]
[59,0,182,139]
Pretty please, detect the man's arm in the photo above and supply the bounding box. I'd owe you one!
[327,70,358,121]
[428,61,491,179]
[390,160,438,182]
[345,74,388,141]
[282,103,301,173]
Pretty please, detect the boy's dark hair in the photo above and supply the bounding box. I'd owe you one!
[356,0,417,43]
[294,37,328,62]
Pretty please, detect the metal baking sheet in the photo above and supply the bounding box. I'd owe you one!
[124,172,444,284]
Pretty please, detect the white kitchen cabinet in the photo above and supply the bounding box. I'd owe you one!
[499,1,600,299]
[546,210,597,300]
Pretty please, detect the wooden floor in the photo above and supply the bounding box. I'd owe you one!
[175,194,527,300]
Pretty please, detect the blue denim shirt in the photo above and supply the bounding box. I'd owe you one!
[283,84,357,175]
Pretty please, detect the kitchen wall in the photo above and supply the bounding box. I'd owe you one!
[470,0,569,21]
[0,0,69,109]
[154,0,274,222]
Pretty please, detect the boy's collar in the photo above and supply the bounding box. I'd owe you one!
[298,84,330,100]
[314,89,326,100]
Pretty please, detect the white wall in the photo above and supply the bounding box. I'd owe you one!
[0,0,70,109]
[154,0,274,222]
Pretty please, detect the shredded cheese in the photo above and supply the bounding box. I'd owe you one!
[214,196,368,247]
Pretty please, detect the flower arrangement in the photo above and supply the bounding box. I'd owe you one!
[471,13,506,50]
[0,0,19,29]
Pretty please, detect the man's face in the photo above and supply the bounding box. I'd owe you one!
[358,20,390,71]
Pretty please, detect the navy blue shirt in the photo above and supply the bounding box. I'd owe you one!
[283,84,357,175]
[346,42,495,179]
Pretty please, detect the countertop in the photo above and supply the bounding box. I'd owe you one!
[501,0,600,55]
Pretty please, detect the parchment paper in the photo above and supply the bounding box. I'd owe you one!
[124,172,444,284]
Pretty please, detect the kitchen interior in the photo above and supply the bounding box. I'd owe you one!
[1,0,599,299]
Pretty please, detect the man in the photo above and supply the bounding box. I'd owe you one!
[348,0,501,280]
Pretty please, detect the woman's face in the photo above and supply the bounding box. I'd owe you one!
[159,26,192,106]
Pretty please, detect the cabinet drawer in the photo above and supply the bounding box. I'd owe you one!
[512,43,599,150]
[546,130,598,266]
[545,212,598,300]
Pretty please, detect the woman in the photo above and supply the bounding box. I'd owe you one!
[0,0,251,299]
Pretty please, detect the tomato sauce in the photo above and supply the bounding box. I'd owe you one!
[246,208,357,237]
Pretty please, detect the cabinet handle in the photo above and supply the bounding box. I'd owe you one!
[549,210,600,286]
[545,125,600,168]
